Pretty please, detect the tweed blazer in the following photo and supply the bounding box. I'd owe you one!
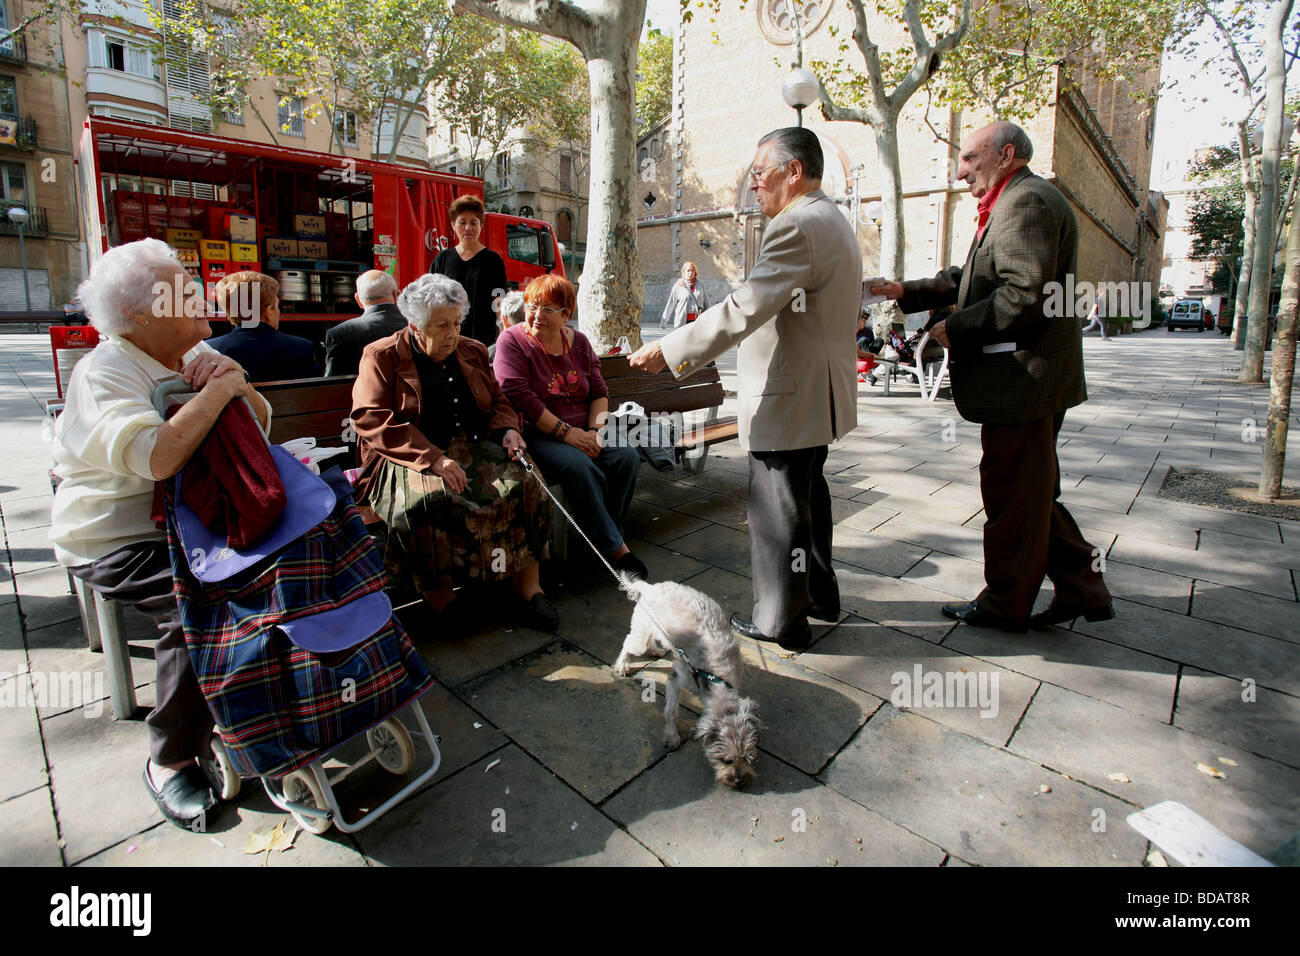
[659,189,862,452]
[350,327,519,498]
[898,167,1086,425]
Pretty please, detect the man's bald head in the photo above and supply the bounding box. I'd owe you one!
[356,269,398,306]
[957,122,1033,199]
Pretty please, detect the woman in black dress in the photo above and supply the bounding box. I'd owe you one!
[430,194,509,348]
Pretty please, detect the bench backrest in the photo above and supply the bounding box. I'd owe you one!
[600,355,723,416]
[256,375,356,448]
[254,356,724,450]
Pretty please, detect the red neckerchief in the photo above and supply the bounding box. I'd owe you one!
[976,169,1016,239]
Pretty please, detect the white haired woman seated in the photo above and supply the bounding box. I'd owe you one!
[350,273,558,632]
[487,289,526,362]
[49,238,272,831]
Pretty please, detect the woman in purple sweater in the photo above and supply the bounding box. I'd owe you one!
[493,275,647,580]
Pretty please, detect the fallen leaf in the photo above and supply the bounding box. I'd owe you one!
[774,836,784,843]
[243,824,278,855]
[1196,762,1226,779]
[827,858,839,866]
[1219,757,1238,767]
[267,821,299,853]
[1039,784,1051,793]
[243,819,298,856]
[1107,772,1131,783]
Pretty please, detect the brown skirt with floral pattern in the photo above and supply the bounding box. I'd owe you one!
[362,436,551,594]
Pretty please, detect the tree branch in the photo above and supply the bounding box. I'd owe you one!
[890,0,971,113]
[844,0,887,114]
[450,0,594,50]
[922,83,959,149]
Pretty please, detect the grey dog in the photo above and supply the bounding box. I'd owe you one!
[613,573,761,788]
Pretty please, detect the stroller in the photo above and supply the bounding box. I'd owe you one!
[154,381,441,834]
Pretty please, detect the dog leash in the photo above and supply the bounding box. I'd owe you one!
[512,448,735,692]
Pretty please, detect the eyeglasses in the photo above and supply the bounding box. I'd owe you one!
[749,160,788,184]
[525,303,565,316]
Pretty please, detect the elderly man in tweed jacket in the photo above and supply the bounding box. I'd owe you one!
[630,127,861,650]
[874,122,1113,632]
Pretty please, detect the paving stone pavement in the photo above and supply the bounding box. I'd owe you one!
[1,327,1298,867]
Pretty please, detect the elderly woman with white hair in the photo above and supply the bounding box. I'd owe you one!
[350,273,557,632]
[49,238,271,832]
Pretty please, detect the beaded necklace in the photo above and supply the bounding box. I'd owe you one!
[523,322,581,397]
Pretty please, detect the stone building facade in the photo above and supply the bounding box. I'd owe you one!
[637,1,1167,327]
[1,0,80,309]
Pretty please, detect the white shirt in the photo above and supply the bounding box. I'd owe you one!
[50,336,217,566]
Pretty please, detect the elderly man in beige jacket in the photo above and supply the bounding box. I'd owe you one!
[631,127,862,650]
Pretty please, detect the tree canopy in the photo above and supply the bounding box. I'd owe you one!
[636,25,673,137]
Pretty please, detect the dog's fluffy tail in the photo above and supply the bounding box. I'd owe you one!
[615,570,647,603]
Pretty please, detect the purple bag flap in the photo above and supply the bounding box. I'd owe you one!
[278,591,395,653]
[175,444,335,584]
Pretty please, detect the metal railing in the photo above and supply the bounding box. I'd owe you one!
[0,115,37,150]
[0,204,49,236]
[0,29,27,62]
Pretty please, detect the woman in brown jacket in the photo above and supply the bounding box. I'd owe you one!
[351,273,557,632]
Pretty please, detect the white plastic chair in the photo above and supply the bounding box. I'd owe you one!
[892,331,950,402]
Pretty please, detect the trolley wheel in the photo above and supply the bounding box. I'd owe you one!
[281,769,332,834]
[367,718,415,776]
[205,734,242,801]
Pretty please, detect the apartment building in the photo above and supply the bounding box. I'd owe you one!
[1,0,80,309]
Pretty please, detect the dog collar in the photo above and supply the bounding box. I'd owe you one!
[673,646,735,692]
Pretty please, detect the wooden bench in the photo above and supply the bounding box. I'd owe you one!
[257,375,359,461]
[600,355,738,475]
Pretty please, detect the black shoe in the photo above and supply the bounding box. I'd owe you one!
[518,592,559,633]
[729,613,812,651]
[941,600,1028,634]
[143,762,221,832]
[613,552,649,581]
[1030,600,1115,629]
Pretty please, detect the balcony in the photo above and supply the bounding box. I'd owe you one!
[0,115,37,150]
[85,67,168,117]
[0,203,49,237]
[0,29,27,63]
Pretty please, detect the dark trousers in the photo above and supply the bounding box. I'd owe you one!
[748,445,839,637]
[69,542,213,765]
[526,431,641,556]
[977,412,1111,620]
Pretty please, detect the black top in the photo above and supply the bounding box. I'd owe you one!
[410,338,492,448]
[206,323,319,382]
[323,302,408,376]
[430,247,508,348]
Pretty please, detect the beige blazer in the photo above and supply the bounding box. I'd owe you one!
[659,189,862,452]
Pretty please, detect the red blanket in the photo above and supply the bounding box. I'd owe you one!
[180,400,286,549]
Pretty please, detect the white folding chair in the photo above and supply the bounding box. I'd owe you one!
[892,331,950,402]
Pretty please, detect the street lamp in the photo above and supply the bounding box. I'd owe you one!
[7,205,32,312]
[781,68,819,128]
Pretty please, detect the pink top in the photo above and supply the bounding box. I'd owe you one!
[492,323,609,429]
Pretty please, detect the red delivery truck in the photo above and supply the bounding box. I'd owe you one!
[75,117,565,337]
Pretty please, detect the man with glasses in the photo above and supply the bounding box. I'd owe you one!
[630,127,861,650]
